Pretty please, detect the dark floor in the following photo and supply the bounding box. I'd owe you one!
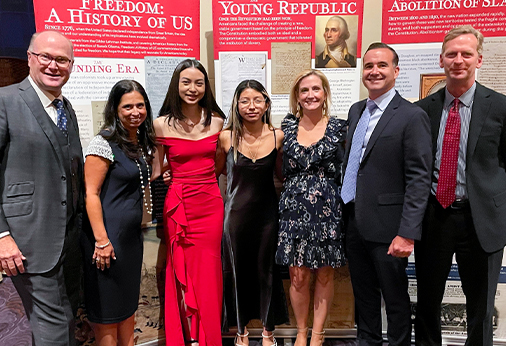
[0,276,31,346]
[0,276,388,346]
[222,339,361,346]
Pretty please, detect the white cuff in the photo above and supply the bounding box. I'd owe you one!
[0,231,11,239]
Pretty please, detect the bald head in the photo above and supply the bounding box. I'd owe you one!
[29,31,74,59]
[27,30,74,97]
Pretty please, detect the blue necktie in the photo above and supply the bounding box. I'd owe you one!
[341,99,376,204]
[52,99,68,137]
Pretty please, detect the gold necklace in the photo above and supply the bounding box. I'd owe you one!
[244,127,264,163]
[184,108,204,127]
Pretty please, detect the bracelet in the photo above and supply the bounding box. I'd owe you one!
[95,240,110,249]
[0,231,10,239]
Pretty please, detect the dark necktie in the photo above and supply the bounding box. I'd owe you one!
[52,99,68,137]
[341,99,376,204]
[436,98,460,208]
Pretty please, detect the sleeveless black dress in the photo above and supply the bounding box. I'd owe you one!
[222,131,288,333]
[81,134,148,323]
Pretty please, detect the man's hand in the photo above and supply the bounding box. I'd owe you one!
[387,235,414,258]
[0,235,26,276]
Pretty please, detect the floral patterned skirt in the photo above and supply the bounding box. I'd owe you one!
[275,174,346,269]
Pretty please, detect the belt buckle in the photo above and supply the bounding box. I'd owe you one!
[450,198,466,210]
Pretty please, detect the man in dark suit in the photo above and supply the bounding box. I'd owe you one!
[341,42,432,345]
[414,25,506,346]
[0,30,83,345]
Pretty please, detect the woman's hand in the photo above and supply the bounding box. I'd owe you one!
[92,242,116,271]
[162,169,172,186]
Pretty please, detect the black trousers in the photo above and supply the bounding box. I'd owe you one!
[345,204,412,346]
[414,198,503,346]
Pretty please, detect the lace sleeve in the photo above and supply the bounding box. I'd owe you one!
[85,135,114,162]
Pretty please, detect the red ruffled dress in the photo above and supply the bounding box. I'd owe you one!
[157,132,224,346]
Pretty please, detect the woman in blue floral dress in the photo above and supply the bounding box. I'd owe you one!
[276,69,346,346]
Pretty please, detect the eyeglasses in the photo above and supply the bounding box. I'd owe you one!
[29,52,73,68]
[238,98,266,107]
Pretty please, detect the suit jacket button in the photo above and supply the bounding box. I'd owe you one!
[61,201,67,206]
[61,176,66,181]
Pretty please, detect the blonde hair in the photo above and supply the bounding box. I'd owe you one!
[225,80,273,162]
[442,25,484,55]
[289,69,331,119]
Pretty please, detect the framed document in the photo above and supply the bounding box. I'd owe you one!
[420,73,446,99]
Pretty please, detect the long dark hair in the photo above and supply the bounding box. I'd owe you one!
[224,80,272,162]
[158,59,225,126]
[100,80,156,162]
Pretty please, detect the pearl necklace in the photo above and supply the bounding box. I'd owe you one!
[136,152,153,215]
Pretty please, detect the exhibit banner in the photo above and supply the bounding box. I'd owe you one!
[213,0,364,122]
[382,0,506,44]
[33,0,200,59]
[213,0,362,59]
[32,0,198,149]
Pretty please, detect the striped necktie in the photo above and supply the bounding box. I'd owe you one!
[341,99,376,204]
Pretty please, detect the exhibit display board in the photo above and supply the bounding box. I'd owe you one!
[382,0,506,44]
[380,2,506,343]
[22,0,506,344]
[33,0,199,150]
[212,0,365,123]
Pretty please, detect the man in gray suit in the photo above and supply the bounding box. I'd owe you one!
[0,30,83,346]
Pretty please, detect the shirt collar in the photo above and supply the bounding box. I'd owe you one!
[368,87,397,112]
[28,75,63,108]
[444,82,476,108]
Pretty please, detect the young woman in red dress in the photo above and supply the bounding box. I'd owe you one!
[151,59,226,346]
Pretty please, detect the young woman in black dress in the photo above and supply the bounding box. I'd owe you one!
[216,80,288,346]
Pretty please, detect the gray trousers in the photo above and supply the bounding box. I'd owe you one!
[11,227,81,346]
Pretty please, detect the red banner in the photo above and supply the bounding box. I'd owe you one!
[382,0,506,44]
[33,0,200,59]
[213,0,364,59]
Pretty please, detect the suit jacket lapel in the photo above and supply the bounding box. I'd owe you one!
[361,92,400,162]
[427,90,445,158]
[467,83,491,158]
[18,79,66,173]
[63,97,79,134]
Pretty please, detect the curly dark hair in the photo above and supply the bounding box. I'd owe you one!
[159,59,225,126]
[100,79,156,162]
